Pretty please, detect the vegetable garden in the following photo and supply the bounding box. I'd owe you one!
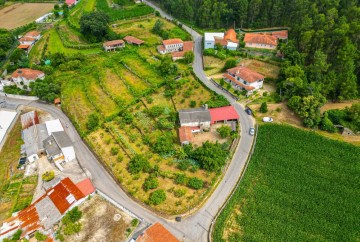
[213,124,360,241]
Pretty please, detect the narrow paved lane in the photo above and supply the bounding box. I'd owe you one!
[3,5,255,240]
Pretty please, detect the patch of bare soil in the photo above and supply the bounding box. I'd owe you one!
[192,123,232,147]
[63,195,133,242]
[320,101,359,113]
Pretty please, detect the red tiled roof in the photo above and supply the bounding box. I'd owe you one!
[171,41,193,58]
[163,39,183,46]
[271,30,288,39]
[17,45,31,49]
[214,37,227,46]
[178,127,193,143]
[136,223,179,242]
[223,73,255,91]
[66,0,75,6]
[54,98,61,104]
[244,33,277,46]
[76,178,95,196]
[11,68,44,80]
[103,39,124,47]
[19,37,36,42]
[226,66,264,83]
[157,45,165,52]
[209,106,239,124]
[224,28,239,43]
[124,36,144,45]
[25,31,40,38]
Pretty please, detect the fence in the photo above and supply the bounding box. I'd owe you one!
[208,124,259,242]
[0,92,39,100]
[209,78,239,100]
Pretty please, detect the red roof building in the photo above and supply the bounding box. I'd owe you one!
[20,111,39,130]
[162,38,183,46]
[223,66,265,94]
[124,36,144,45]
[244,33,278,49]
[0,178,94,241]
[11,68,45,81]
[136,222,179,242]
[209,106,239,124]
[178,126,193,145]
[103,40,125,51]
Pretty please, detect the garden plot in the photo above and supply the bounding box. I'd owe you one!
[0,3,55,29]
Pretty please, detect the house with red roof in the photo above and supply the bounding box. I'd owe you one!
[136,222,179,242]
[17,31,41,53]
[204,28,239,50]
[11,68,45,90]
[244,33,278,49]
[157,39,194,61]
[223,66,265,95]
[0,177,95,241]
[103,40,125,51]
[66,0,80,7]
[124,36,144,46]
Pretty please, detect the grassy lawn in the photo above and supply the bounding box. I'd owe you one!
[213,124,360,241]
[0,119,38,221]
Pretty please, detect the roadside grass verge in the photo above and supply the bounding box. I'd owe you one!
[213,124,360,241]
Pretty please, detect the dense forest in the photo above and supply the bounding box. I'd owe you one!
[153,0,359,127]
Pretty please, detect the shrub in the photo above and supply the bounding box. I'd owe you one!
[174,189,186,198]
[152,134,174,155]
[42,171,55,182]
[110,147,119,155]
[35,232,47,241]
[174,173,187,185]
[260,102,268,113]
[143,175,159,192]
[127,155,151,174]
[217,125,232,138]
[149,189,166,205]
[187,177,204,190]
[222,58,237,71]
[63,222,81,235]
[320,114,336,133]
[190,100,196,108]
[192,141,228,172]
[177,160,192,171]
[87,113,99,131]
[131,219,139,227]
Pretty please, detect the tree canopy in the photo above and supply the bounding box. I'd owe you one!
[80,11,110,42]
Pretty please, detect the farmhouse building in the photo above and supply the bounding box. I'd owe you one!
[204,29,239,50]
[22,124,49,163]
[123,36,144,46]
[244,33,278,49]
[103,40,125,51]
[17,31,41,52]
[223,66,265,95]
[11,68,45,89]
[20,111,39,130]
[157,39,194,60]
[43,131,76,170]
[0,178,95,241]
[178,105,239,144]
[136,222,179,242]
[66,0,80,7]
[25,31,41,40]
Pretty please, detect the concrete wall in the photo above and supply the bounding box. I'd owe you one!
[245,43,276,49]
[204,40,215,49]
[0,92,39,100]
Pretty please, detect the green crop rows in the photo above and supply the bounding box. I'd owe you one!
[213,124,360,242]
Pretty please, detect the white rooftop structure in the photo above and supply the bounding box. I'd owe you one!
[0,110,17,144]
[204,32,224,42]
[45,119,64,136]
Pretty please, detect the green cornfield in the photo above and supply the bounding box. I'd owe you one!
[213,124,360,241]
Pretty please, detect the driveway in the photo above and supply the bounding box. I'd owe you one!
[2,4,255,240]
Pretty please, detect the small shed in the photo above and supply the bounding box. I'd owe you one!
[54,98,61,105]
[103,40,125,51]
[178,127,193,145]
[123,36,144,46]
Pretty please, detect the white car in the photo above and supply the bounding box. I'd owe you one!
[262,117,273,122]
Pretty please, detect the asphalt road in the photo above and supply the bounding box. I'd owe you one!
[2,6,255,240]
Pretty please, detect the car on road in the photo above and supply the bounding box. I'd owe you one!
[249,127,255,136]
[175,216,182,222]
[262,117,273,122]
[245,107,252,115]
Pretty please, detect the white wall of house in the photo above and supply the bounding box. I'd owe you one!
[245,42,276,49]
[20,40,35,46]
[249,80,264,89]
[164,43,183,52]
[204,33,224,49]
[61,146,76,162]
[27,153,39,163]
[227,42,238,50]
[204,40,215,49]
[181,121,211,128]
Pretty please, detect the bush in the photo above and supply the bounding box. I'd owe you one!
[187,177,204,190]
[42,171,55,182]
[149,189,166,205]
[110,147,119,156]
[190,100,196,108]
[217,125,232,138]
[35,232,47,241]
[174,173,187,185]
[152,134,174,155]
[127,155,151,174]
[222,58,237,71]
[192,141,228,172]
[143,175,159,192]
[260,102,268,113]
[131,219,139,227]
[320,114,336,133]
[174,189,186,198]
[63,206,82,224]
[86,113,99,131]
[177,160,192,171]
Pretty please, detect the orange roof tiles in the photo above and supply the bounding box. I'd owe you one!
[136,223,179,242]
[271,30,288,39]
[179,127,193,143]
[103,39,124,47]
[163,38,183,46]
[76,178,95,196]
[25,31,40,38]
[124,36,144,45]
[171,41,194,58]
[11,68,44,80]
[54,98,61,104]
[19,37,36,42]
[224,28,239,43]
[244,33,277,46]
[223,73,255,91]
[226,66,265,83]
[17,45,31,49]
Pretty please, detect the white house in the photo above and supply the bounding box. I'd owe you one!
[45,119,64,136]
[158,39,184,54]
[103,40,125,51]
[11,68,45,89]
[223,66,265,95]
[204,29,239,50]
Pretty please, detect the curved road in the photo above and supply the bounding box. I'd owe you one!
[3,5,254,241]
